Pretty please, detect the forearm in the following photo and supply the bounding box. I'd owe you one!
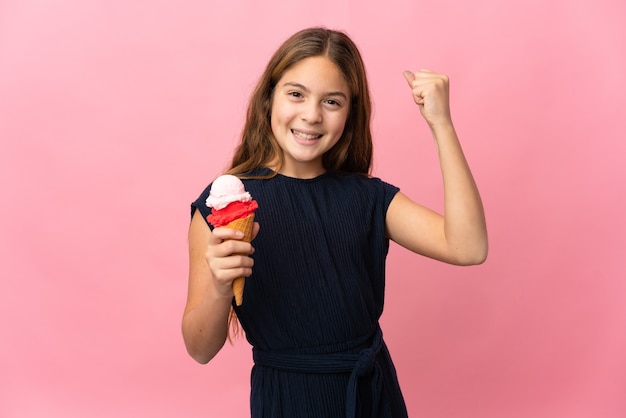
[182,288,232,364]
[431,122,488,264]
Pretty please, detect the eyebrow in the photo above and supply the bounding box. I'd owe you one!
[282,82,348,100]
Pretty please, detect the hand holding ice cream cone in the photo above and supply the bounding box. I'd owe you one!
[206,175,258,306]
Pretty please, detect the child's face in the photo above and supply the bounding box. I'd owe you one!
[270,56,350,178]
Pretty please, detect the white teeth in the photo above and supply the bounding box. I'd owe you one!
[292,130,321,140]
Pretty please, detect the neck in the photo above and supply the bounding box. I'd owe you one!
[268,160,326,179]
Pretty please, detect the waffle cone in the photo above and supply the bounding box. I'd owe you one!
[225,213,255,306]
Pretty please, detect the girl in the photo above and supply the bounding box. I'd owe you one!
[182,27,487,417]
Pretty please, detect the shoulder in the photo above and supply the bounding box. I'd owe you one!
[335,173,400,204]
[190,182,213,223]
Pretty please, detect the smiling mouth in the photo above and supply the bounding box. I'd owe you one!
[292,129,322,141]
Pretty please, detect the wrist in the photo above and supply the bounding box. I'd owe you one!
[209,280,235,303]
[428,119,456,137]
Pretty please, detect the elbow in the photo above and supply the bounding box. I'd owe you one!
[181,322,225,365]
[463,251,488,266]
[188,349,213,365]
[462,232,489,265]
[451,241,488,266]
[183,338,221,365]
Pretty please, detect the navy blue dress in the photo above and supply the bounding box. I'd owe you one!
[192,168,408,417]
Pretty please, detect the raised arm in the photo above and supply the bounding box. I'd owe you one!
[386,69,488,265]
[181,210,257,363]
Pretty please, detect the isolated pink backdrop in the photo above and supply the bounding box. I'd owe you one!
[1,0,625,417]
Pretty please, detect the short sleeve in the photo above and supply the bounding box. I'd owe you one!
[379,179,400,211]
[190,183,213,228]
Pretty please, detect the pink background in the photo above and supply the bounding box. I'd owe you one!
[1,0,625,417]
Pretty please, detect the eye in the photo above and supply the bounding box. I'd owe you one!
[325,99,340,106]
[288,91,303,98]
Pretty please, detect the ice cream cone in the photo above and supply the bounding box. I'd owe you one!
[206,174,258,306]
[225,213,255,306]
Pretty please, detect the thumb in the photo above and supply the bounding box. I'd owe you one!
[403,70,415,86]
[252,222,260,240]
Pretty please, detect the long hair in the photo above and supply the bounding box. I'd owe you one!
[228,27,373,177]
[225,28,373,340]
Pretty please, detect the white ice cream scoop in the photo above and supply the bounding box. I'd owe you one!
[206,174,252,210]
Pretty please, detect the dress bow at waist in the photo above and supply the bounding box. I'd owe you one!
[252,326,384,418]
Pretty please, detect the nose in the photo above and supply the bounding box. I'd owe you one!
[300,102,322,124]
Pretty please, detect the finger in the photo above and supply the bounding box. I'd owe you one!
[217,253,255,270]
[224,255,255,279]
[209,250,255,282]
[403,70,415,86]
[213,265,253,283]
[415,70,449,88]
[403,71,424,103]
[252,222,260,240]
[220,239,254,256]
[211,226,245,241]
